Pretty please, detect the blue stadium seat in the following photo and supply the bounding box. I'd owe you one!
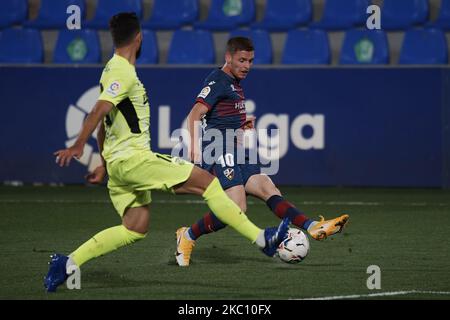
[399,28,448,65]
[25,0,85,29]
[0,28,43,63]
[85,0,142,29]
[194,0,255,31]
[340,29,389,64]
[382,0,429,30]
[53,29,100,64]
[136,30,158,64]
[251,0,312,31]
[168,30,215,64]
[142,0,198,30]
[0,0,28,29]
[311,0,370,30]
[229,29,272,64]
[282,30,330,64]
[429,0,450,30]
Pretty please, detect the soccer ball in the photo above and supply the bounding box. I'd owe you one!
[277,228,310,263]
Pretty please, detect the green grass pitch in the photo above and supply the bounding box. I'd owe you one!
[0,185,449,300]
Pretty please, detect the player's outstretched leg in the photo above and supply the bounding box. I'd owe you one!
[267,194,349,240]
[44,207,148,292]
[246,174,350,241]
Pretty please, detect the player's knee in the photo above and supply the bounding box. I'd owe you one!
[192,168,215,194]
[123,225,147,243]
[125,223,148,235]
[200,170,215,189]
[122,206,150,234]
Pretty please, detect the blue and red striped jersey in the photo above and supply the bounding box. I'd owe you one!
[195,68,247,132]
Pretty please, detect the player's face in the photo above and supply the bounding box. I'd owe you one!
[229,50,254,80]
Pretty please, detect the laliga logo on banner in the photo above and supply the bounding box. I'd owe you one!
[65,86,102,172]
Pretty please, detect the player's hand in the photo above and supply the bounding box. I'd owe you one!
[85,165,107,184]
[54,144,84,167]
[243,115,256,130]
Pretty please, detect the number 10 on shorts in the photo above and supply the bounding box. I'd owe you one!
[218,153,235,167]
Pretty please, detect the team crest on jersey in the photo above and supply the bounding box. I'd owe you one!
[197,86,211,99]
[106,81,121,97]
[223,168,235,180]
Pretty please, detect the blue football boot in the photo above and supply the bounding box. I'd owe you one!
[44,254,68,292]
[262,217,290,257]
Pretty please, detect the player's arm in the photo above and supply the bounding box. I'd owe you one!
[85,121,107,184]
[188,102,209,163]
[55,100,113,167]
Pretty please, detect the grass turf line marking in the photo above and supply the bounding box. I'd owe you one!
[295,290,450,300]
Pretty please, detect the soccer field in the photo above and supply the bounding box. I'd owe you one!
[0,185,449,300]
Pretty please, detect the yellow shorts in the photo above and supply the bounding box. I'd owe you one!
[106,150,194,217]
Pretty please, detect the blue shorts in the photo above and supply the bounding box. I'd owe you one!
[201,149,261,190]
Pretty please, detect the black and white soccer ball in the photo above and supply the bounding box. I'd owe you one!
[277,228,310,263]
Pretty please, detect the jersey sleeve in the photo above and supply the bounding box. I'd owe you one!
[195,81,224,111]
[98,71,133,106]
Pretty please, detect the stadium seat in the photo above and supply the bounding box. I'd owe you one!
[340,29,389,64]
[311,0,370,30]
[0,28,43,63]
[168,30,215,64]
[53,29,100,64]
[136,30,158,64]
[0,0,28,29]
[399,28,448,65]
[142,0,198,30]
[229,29,272,64]
[194,0,255,31]
[251,0,312,31]
[282,30,330,64]
[85,0,142,29]
[382,0,429,30]
[25,0,86,29]
[429,0,450,30]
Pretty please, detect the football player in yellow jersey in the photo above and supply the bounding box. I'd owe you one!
[44,12,289,292]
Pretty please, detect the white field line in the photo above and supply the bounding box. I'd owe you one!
[295,290,450,300]
[0,199,449,207]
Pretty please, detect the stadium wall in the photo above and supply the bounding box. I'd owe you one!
[0,66,448,188]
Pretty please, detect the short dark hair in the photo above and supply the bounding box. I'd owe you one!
[226,37,254,54]
[109,12,141,48]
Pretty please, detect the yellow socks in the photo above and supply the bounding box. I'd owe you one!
[202,178,261,242]
[69,225,146,267]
